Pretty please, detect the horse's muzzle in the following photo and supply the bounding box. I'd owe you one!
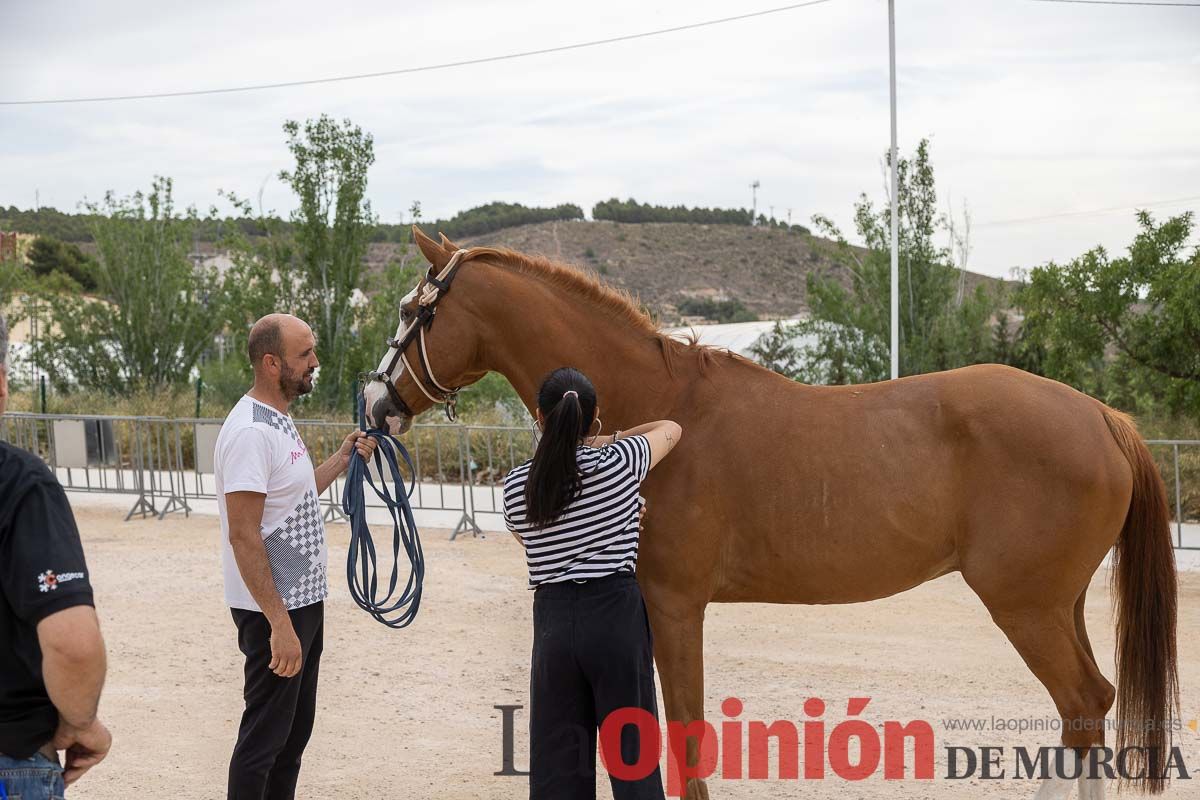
[370,395,413,436]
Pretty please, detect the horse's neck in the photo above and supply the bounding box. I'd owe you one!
[470,265,693,425]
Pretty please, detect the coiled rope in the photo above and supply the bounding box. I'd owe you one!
[341,395,425,628]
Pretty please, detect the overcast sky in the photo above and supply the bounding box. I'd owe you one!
[1,0,1197,278]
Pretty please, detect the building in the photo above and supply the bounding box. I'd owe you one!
[663,316,815,361]
[0,231,38,263]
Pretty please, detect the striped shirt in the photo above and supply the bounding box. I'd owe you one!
[503,435,651,588]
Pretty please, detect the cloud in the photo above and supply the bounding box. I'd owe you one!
[1,0,1197,276]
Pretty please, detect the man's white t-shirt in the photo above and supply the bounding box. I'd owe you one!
[214,395,328,612]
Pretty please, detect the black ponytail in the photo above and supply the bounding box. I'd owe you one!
[525,367,598,528]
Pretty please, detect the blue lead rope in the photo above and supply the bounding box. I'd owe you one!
[341,395,425,628]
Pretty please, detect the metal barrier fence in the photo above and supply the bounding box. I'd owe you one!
[0,413,540,540]
[1147,440,1200,551]
[1,414,1196,548]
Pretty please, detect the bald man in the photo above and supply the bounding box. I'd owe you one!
[215,314,375,800]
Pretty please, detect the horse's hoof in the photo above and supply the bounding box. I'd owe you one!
[685,777,712,800]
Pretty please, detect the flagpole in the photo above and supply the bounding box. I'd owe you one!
[888,0,899,380]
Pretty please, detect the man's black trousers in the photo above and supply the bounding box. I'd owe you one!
[228,601,324,800]
[530,572,665,800]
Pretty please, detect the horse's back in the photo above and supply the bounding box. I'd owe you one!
[648,363,1131,607]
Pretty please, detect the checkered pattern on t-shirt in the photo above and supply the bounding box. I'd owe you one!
[263,489,328,609]
[252,402,302,448]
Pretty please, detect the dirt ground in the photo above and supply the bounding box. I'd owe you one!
[66,501,1200,799]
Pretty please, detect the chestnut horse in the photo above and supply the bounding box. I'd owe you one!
[364,229,1178,799]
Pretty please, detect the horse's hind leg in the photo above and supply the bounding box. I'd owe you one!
[984,602,1116,800]
[1074,588,1097,664]
[1071,588,1114,800]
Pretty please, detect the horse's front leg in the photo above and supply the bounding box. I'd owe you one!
[642,586,711,800]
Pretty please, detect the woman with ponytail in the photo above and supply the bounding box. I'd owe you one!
[502,366,682,800]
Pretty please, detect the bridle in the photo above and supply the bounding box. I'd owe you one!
[367,248,472,423]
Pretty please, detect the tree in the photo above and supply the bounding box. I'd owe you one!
[191,192,293,409]
[748,321,802,377]
[0,252,28,311]
[1019,212,1200,417]
[352,245,424,386]
[0,205,96,242]
[219,116,408,412]
[33,178,232,392]
[217,116,379,411]
[27,236,98,290]
[593,198,756,226]
[418,201,583,238]
[676,296,757,323]
[989,308,1045,377]
[217,189,303,368]
[279,115,377,409]
[794,139,1002,384]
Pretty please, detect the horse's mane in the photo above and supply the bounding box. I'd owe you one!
[467,246,748,378]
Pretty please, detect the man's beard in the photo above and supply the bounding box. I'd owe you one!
[279,362,314,400]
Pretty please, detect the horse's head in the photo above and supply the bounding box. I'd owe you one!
[363,227,490,434]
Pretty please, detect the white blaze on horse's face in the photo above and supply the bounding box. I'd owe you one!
[363,281,421,435]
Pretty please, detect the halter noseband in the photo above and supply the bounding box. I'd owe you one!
[368,248,471,422]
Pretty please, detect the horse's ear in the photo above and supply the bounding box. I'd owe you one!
[412,225,451,271]
[439,232,463,252]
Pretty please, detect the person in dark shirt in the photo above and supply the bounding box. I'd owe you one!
[0,313,111,797]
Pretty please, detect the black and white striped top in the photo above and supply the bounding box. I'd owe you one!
[503,435,651,588]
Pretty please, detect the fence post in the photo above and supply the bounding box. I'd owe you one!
[452,425,482,541]
[39,376,46,414]
[1174,443,1183,549]
[195,377,203,418]
[124,418,158,521]
[156,419,192,520]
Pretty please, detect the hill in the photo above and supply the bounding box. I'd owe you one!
[365,220,1007,325]
[3,207,1009,326]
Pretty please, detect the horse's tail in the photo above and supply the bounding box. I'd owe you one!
[1102,406,1179,794]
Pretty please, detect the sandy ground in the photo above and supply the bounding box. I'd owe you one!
[63,500,1200,799]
